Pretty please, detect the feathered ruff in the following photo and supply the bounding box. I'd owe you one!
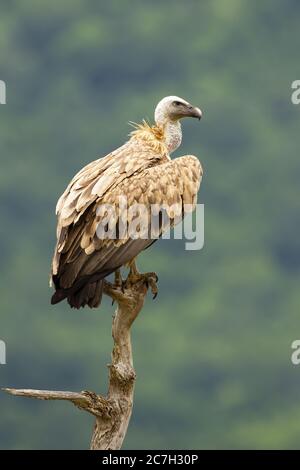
[129,120,167,155]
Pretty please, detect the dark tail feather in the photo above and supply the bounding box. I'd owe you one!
[67,279,103,309]
[51,280,103,309]
[51,288,68,305]
[88,280,103,308]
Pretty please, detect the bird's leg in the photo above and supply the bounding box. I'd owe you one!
[126,259,159,299]
[110,269,124,305]
[127,259,139,281]
[114,269,123,288]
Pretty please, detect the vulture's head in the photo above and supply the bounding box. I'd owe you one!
[154,96,202,126]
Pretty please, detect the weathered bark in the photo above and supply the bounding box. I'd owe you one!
[2,275,156,450]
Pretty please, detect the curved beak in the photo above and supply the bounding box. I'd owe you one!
[189,105,202,120]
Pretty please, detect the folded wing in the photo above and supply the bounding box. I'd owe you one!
[51,149,202,308]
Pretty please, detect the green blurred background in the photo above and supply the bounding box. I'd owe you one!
[1,0,300,449]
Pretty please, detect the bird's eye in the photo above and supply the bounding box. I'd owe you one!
[173,101,182,106]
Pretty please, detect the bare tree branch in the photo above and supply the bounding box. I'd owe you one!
[2,388,112,418]
[2,274,157,450]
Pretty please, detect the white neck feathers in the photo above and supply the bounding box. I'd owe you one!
[163,121,182,154]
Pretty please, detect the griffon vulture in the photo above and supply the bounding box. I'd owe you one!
[51,96,203,309]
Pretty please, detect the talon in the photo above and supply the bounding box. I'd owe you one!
[147,275,158,299]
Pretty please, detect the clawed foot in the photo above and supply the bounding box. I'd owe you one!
[110,263,159,301]
[125,271,159,299]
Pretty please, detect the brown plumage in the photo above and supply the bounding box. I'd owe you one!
[50,96,203,309]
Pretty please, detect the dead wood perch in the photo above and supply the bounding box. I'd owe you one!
[2,274,158,450]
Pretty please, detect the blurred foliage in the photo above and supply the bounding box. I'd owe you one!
[1,0,300,449]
